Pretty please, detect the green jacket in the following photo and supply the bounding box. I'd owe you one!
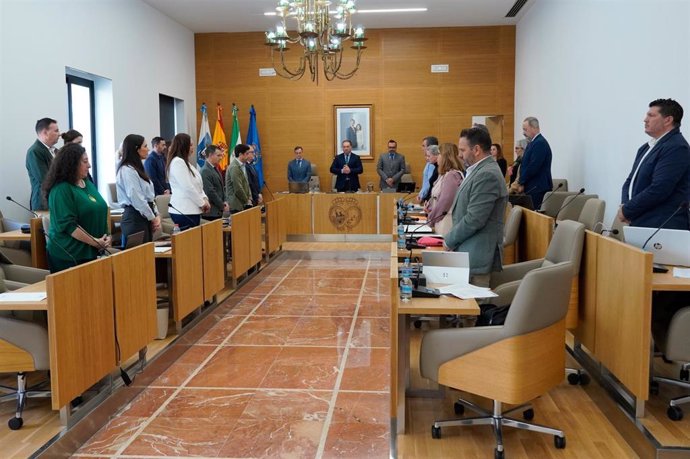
[225,157,251,212]
[26,140,53,210]
[444,156,508,275]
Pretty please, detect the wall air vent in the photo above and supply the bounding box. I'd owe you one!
[506,0,528,17]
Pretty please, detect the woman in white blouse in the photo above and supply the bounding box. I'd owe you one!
[116,134,161,245]
[167,133,210,229]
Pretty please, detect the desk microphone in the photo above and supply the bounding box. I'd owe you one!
[76,224,113,256]
[167,203,198,229]
[641,201,689,251]
[6,196,39,218]
[554,188,585,222]
[262,181,275,201]
[42,229,79,268]
[592,222,619,236]
[536,183,563,213]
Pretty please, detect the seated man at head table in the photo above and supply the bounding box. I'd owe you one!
[287,146,312,184]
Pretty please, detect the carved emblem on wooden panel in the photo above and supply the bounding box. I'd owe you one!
[328,197,362,231]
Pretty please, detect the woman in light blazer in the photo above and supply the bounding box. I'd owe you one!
[116,134,161,245]
[166,133,210,229]
[425,143,465,234]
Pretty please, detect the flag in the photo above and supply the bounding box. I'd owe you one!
[228,104,242,164]
[213,103,229,171]
[196,103,212,167]
[246,105,264,188]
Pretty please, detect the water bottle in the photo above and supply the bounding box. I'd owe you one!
[172,224,181,235]
[397,222,405,249]
[400,258,413,302]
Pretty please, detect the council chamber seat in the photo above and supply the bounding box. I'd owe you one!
[0,211,32,267]
[652,306,690,421]
[419,262,574,458]
[576,198,605,231]
[556,194,598,221]
[539,191,577,217]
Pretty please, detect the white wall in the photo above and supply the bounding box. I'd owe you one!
[515,0,690,224]
[0,0,196,219]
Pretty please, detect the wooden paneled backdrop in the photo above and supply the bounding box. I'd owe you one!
[195,26,515,192]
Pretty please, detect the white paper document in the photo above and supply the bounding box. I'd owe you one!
[438,284,498,300]
[423,265,470,285]
[154,247,172,253]
[0,292,47,302]
[673,267,690,279]
[404,224,434,233]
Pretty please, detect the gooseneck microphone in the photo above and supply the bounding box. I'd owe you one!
[167,203,198,228]
[43,230,78,268]
[536,183,564,213]
[592,221,619,236]
[641,201,689,251]
[554,188,586,222]
[76,224,113,256]
[6,196,39,218]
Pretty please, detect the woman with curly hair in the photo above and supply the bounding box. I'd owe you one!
[43,143,110,272]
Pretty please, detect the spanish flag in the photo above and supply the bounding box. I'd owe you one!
[213,103,229,171]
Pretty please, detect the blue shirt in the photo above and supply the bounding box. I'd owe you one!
[418,162,434,200]
[143,152,169,196]
[116,165,157,220]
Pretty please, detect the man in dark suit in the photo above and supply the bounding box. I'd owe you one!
[287,146,312,183]
[619,98,690,229]
[376,139,406,191]
[144,137,170,196]
[200,144,228,219]
[330,140,363,192]
[516,116,553,209]
[26,117,60,210]
[444,127,508,287]
[346,118,358,149]
[245,146,262,206]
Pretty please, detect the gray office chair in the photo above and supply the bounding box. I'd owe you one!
[420,262,573,458]
[556,194,598,221]
[577,198,605,231]
[539,191,577,217]
[400,162,413,184]
[652,306,690,421]
[154,195,175,235]
[0,263,48,291]
[552,178,569,191]
[609,216,627,241]
[308,163,320,191]
[107,183,121,209]
[0,314,51,430]
[503,205,523,248]
[0,211,32,267]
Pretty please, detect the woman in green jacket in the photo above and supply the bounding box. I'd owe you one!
[43,143,110,272]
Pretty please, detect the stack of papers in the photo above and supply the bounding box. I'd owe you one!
[154,247,171,253]
[0,292,47,302]
[404,224,434,233]
[673,267,690,279]
[438,284,498,300]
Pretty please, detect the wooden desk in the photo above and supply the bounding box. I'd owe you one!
[0,280,47,311]
[265,197,287,260]
[0,218,47,269]
[168,227,204,329]
[201,220,225,301]
[390,255,480,435]
[652,269,690,291]
[0,229,31,241]
[230,207,262,287]
[517,208,553,262]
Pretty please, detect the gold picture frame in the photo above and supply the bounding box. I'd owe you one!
[334,104,374,159]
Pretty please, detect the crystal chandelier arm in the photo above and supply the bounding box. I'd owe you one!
[270,47,307,80]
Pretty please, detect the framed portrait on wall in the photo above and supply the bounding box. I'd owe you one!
[334,104,373,159]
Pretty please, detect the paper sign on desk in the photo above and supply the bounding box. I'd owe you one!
[154,247,172,253]
[422,251,469,284]
[673,267,690,278]
[0,292,47,302]
[438,284,498,300]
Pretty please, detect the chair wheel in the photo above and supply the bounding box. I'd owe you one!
[567,373,580,385]
[650,381,660,396]
[579,373,590,386]
[431,425,441,439]
[454,402,465,415]
[8,417,23,430]
[668,405,684,421]
[494,448,505,459]
[554,435,566,449]
[414,320,422,329]
[523,408,534,420]
[680,368,689,381]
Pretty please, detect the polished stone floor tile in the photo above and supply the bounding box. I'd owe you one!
[362,278,391,296]
[273,278,364,295]
[261,347,344,389]
[358,295,391,318]
[187,346,282,388]
[227,316,301,345]
[286,268,367,279]
[159,388,253,420]
[151,346,215,387]
[350,317,390,348]
[196,315,244,345]
[286,316,352,346]
[119,388,175,417]
[252,294,358,317]
[340,348,390,391]
[77,416,148,455]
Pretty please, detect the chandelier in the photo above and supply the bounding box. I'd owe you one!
[264,0,367,83]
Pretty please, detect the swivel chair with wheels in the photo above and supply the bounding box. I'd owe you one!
[420,262,574,458]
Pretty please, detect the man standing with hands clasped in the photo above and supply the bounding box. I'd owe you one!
[330,139,363,192]
[376,139,406,191]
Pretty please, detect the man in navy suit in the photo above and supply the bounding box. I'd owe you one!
[287,146,312,183]
[516,116,553,209]
[330,140,363,192]
[619,99,690,229]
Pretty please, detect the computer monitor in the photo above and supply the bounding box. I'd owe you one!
[397,182,415,193]
[288,182,309,194]
[623,227,690,266]
[124,231,145,249]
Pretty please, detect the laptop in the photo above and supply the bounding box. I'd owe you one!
[623,227,690,266]
[288,182,309,194]
[124,231,145,249]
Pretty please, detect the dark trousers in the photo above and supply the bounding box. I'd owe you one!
[530,190,548,210]
[170,213,200,231]
[47,252,92,273]
[121,206,152,246]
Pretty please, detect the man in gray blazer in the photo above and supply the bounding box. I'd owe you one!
[200,144,228,219]
[26,117,60,210]
[376,139,406,191]
[444,127,508,287]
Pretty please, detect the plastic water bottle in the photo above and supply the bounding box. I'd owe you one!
[172,224,181,235]
[400,258,413,302]
[397,222,406,249]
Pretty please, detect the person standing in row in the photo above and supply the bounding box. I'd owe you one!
[287,146,312,183]
[116,134,161,245]
[376,139,406,191]
[26,117,60,210]
[144,137,170,196]
[516,116,552,208]
[330,140,363,192]
[226,144,253,213]
[200,144,228,220]
[167,133,209,229]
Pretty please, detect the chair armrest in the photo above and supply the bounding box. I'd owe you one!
[491,280,521,307]
[490,259,544,288]
[2,264,49,284]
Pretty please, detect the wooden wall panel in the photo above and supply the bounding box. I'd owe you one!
[195,26,515,193]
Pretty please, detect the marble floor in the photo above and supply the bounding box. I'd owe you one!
[74,253,391,459]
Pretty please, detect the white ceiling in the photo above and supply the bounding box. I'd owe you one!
[141,0,531,33]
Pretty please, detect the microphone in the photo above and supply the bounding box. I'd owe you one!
[592,222,619,236]
[262,181,275,201]
[76,224,113,256]
[641,201,689,251]
[536,183,564,212]
[554,188,585,222]
[167,203,198,229]
[6,196,39,218]
[42,229,79,268]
